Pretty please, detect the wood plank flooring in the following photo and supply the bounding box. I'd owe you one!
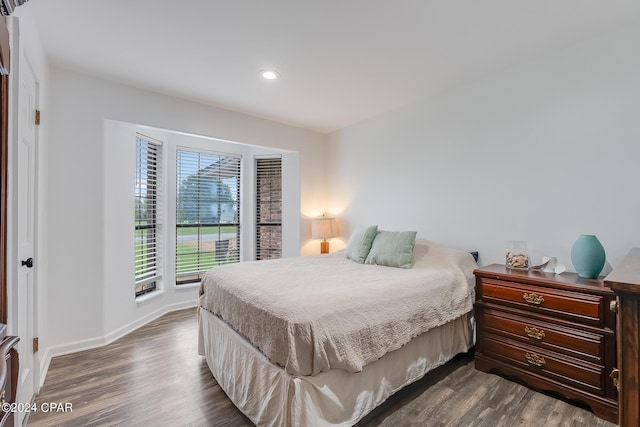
[27,308,615,426]
[27,308,252,427]
[357,355,615,427]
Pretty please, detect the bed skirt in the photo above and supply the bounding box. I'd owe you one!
[198,308,474,426]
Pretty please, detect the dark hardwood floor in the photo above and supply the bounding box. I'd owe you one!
[28,308,252,427]
[28,308,615,427]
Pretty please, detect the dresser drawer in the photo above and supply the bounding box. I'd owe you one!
[479,307,605,363]
[481,279,604,326]
[482,333,606,396]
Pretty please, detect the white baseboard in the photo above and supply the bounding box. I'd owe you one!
[38,347,51,389]
[102,300,196,345]
[38,301,198,388]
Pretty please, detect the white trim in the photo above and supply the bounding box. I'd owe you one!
[135,289,165,304]
[175,282,200,291]
[7,16,43,416]
[136,131,164,145]
[38,347,51,389]
[5,15,18,336]
[103,300,196,344]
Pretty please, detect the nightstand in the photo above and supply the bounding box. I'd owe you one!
[474,264,618,423]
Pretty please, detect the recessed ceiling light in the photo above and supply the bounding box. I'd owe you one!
[260,69,280,80]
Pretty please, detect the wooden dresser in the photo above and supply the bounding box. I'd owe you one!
[604,248,640,427]
[474,264,618,423]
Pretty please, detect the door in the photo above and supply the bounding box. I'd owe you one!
[14,55,37,420]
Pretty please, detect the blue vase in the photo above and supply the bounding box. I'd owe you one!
[571,235,606,279]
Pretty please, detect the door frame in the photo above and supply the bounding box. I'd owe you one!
[6,14,41,403]
[0,1,31,324]
[0,8,10,329]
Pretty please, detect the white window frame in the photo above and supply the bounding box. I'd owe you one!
[134,134,163,296]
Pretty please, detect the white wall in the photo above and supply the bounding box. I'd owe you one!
[327,23,640,271]
[46,68,325,356]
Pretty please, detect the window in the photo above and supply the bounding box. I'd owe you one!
[176,149,241,284]
[256,157,282,260]
[135,135,162,296]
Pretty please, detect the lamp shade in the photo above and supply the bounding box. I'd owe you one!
[312,217,336,239]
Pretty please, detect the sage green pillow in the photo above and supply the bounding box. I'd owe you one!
[365,230,418,268]
[345,225,378,263]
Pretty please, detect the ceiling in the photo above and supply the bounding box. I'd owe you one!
[27,0,640,134]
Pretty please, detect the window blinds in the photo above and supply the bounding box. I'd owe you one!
[176,149,241,284]
[135,136,162,296]
[256,157,282,260]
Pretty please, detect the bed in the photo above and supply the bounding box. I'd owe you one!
[198,237,477,426]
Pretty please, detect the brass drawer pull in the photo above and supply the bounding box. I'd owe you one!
[523,292,544,305]
[525,352,546,367]
[610,368,620,391]
[524,325,545,340]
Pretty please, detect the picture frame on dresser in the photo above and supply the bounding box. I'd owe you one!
[473,264,618,424]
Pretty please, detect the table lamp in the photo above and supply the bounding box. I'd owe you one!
[311,215,336,254]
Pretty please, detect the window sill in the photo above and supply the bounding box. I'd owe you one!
[175,282,201,291]
[136,289,165,305]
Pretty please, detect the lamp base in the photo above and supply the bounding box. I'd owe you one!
[320,241,329,254]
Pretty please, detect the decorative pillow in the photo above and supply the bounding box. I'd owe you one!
[365,230,418,268]
[345,225,378,263]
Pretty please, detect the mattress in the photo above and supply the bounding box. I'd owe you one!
[199,239,476,376]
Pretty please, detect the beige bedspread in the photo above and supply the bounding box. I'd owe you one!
[199,239,476,376]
